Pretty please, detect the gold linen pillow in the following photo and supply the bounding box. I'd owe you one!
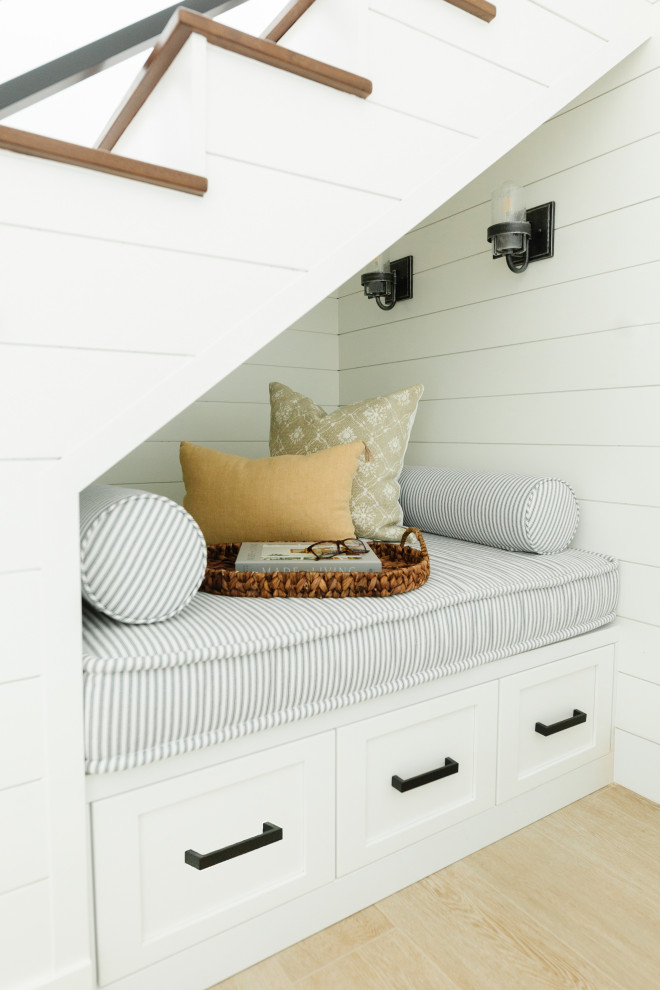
[180,440,364,544]
[269,382,423,542]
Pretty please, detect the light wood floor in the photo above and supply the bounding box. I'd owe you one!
[211,784,660,990]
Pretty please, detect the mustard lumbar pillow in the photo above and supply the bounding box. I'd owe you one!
[180,440,364,544]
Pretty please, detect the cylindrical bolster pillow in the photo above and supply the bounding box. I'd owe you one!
[400,466,579,554]
[80,485,207,624]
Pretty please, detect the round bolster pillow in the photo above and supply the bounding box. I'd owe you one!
[80,485,207,624]
[399,466,579,554]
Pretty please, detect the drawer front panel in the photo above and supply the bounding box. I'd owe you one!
[497,645,614,803]
[92,733,335,985]
[337,682,498,875]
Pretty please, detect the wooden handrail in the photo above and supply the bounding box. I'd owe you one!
[445,0,496,22]
[97,8,372,152]
[264,0,317,43]
[0,124,207,195]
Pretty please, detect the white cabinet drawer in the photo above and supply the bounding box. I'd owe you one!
[336,682,498,875]
[92,733,335,985]
[497,645,614,803]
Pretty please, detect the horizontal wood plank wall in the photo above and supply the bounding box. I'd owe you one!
[96,300,339,501]
[0,2,650,985]
[337,11,660,799]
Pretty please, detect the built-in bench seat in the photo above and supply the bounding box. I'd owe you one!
[81,466,619,990]
[82,532,617,774]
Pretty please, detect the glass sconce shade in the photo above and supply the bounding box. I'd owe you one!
[487,181,532,273]
[491,182,526,224]
[361,252,395,309]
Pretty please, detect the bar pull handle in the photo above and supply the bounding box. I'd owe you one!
[185,821,283,870]
[535,709,587,737]
[392,757,459,793]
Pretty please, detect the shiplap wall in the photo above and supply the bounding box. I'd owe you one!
[0,5,653,989]
[96,299,339,497]
[337,14,660,802]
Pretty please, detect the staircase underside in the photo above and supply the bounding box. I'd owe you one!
[0,0,651,492]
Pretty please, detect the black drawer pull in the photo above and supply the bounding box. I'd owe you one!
[535,709,587,737]
[392,757,459,793]
[185,821,283,870]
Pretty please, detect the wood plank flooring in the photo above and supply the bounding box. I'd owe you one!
[210,785,660,990]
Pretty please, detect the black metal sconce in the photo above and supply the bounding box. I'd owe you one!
[486,182,555,274]
[361,255,413,310]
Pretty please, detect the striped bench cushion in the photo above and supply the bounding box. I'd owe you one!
[400,466,579,554]
[79,485,207,625]
[82,533,617,773]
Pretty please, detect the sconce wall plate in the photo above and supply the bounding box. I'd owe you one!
[527,201,555,263]
[390,255,413,302]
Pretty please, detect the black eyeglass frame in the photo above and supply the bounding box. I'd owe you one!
[306,539,369,559]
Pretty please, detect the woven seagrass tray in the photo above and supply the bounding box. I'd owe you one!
[201,527,429,599]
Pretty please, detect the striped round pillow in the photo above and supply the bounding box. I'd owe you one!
[400,466,579,554]
[80,485,207,624]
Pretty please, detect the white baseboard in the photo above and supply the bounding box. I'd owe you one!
[614,728,660,804]
[25,962,93,990]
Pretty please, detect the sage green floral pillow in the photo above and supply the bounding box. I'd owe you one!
[269,382,424,542]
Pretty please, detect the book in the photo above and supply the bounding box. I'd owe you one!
[235,541,382,573]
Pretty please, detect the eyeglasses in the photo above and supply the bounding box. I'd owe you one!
[307,539,369,559]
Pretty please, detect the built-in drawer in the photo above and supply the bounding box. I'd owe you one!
[497,645,614,803]
[336,682,498,875]
[92,732,335,985]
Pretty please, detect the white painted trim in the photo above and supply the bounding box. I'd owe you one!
[26,962,94,990]
[95,757,612,990]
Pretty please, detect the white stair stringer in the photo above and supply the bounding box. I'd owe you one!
[0,3,652,990]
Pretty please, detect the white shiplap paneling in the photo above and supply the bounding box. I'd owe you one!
[0,781,49,896]
[0,881,52,990]
[338,19,660,798]
[96,305,339,495]
[0,570,42,685]
[0,4,652,986]
[0,679,44,790]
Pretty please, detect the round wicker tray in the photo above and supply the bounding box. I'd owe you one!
[201,527,430,598]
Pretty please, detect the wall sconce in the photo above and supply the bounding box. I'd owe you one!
[361,254,413,310]
[487,182,555,274]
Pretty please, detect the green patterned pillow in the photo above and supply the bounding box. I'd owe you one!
[269,382,423,542]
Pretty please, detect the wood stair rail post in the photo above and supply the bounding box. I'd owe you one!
[97,8,373,152]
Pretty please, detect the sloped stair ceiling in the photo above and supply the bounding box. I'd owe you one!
[0,0,651,492]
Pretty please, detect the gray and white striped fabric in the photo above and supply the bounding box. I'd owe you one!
[400,466,579,554]
[82,533,617,773]
[80,485,207,625]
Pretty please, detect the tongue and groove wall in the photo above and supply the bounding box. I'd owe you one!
[336,13,660,803]
[96,298,339,498]
[0,3,653,990]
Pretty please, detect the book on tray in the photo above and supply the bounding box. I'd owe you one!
[235,540,382,573]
